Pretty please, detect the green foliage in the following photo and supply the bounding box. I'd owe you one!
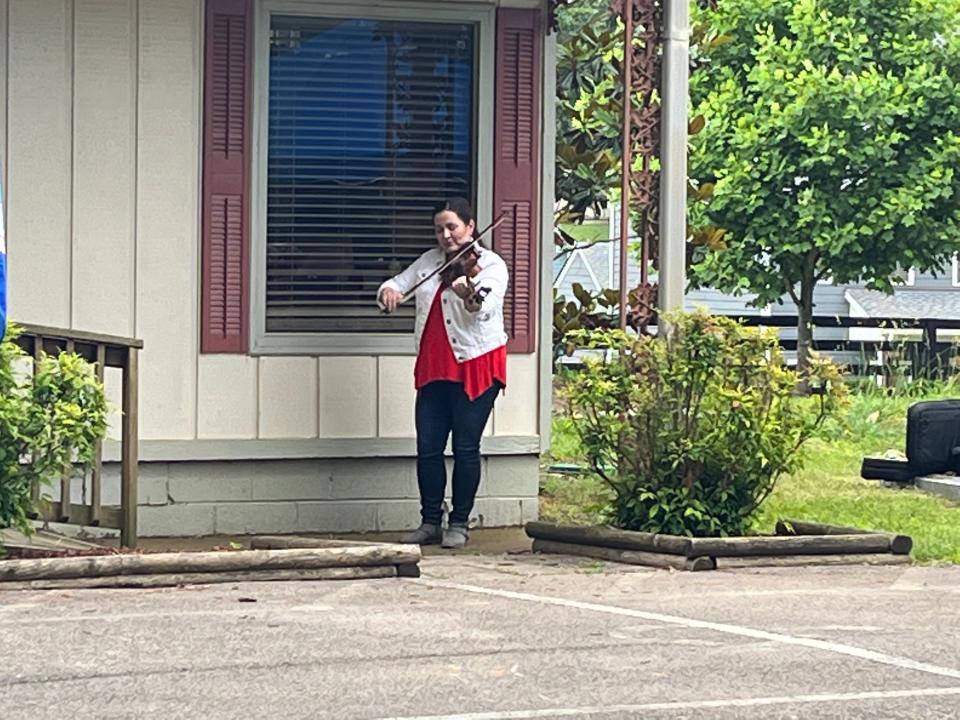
[688,0,960,367]
[553,283,621,360]
[553,281,659,363]
[555,0,622,222]
[561,311,846,536]
[545,376,960,560]
[0,326,108,535]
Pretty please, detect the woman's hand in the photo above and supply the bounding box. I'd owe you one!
[380,287,403,313]
[450,276,473,299]
[452,276,484,312]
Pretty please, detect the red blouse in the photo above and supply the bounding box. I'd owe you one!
[414,287,507,400]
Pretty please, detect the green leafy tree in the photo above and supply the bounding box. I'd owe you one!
[688,0,960,373]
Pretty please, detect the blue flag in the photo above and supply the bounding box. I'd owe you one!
[0,167,5,341]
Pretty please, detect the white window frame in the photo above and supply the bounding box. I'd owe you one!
[953,254,960,287]
[249,0,496,355]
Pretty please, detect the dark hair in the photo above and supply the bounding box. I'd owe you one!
[433,197,481,241]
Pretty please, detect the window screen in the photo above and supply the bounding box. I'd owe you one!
[266,15,476,333]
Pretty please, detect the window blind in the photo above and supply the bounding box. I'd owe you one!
[266,15,476,333]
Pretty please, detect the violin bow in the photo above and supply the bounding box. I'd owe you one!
[396,212,507,304]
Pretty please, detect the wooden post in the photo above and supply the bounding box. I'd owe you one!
[921,320,936,378]
[58,339,76,522]
[121,346,139,548]
[30,337,42,508]
[90,344,106,525]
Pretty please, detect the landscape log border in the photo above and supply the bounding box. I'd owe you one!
[526,520,911,571]
[0,544,421,588]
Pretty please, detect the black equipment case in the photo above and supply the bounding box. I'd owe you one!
[860,399,960,482]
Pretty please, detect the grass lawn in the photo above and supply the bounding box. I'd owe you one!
[542,383,960,563]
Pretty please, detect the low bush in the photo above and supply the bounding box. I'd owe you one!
[0,326,108,535]
[562,310,845,536]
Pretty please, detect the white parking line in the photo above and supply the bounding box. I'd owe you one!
[375,686,960,720]
[417,579,960,681]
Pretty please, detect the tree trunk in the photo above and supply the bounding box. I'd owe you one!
[795,269,816,386]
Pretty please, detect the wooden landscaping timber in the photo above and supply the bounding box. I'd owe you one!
[686,534,893,559]
[525,521,692,556]
[396,564,421,578]
[532,539,715,572]
[0,565,398,591]
[0,545,421,582]
[717,553,911,569]
[249,536,380,550]
[775,519,913,555]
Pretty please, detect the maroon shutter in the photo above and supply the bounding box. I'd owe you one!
[201,0,251,353]
[494,8,542,354]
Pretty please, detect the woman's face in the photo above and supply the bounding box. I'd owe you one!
[434,210,475,253]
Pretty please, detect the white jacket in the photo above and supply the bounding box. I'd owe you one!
[377,246,509,362]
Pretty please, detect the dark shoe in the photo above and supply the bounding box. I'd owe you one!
[441,523,469,549]
[400,523,442,545]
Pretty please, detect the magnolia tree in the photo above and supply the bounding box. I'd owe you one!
[688,0,960,373]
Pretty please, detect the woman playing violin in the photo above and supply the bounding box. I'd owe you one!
[377,197,508,549]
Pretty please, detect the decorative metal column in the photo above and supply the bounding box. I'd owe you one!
[549,0,680,328]
[611,0,662,329]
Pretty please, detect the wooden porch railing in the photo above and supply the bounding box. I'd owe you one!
[13,323,142,548]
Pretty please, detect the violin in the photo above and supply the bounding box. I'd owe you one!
[439,242,482,286]
[441,242,490,310]
[383,213,507,312]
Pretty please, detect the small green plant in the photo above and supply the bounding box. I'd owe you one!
[0,326,108,536]
[562,310,846,537]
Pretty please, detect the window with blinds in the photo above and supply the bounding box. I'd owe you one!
[266,15,476,333]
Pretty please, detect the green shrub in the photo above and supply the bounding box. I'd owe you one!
[0,326,108,535]
[562,311,846,537]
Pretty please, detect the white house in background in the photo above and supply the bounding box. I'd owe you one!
[554,207,960,335]
[3,0,557,537]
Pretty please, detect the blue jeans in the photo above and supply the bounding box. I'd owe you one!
[415,381,501,525]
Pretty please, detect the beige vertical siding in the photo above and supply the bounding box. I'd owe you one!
[377,357,418,438]
[0,1,7,194]
[7,0,73,327]
[73,0,137,336]
[197,355,258,439]
[4,0,543,450]
[317,357,379,438]
[495,353,540,436]
[136,0,201,440]
[259,357,319,439]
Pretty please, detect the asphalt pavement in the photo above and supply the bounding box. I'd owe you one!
[3,549,960,719]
